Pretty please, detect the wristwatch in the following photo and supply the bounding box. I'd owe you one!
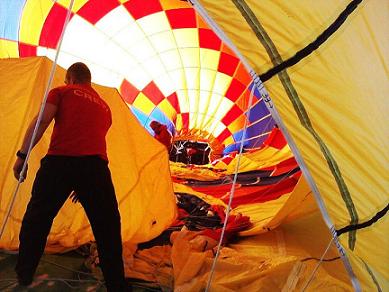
[16,150,27,160]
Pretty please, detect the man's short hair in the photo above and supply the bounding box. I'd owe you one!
[67,62,91,84]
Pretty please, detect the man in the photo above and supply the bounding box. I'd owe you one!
[13,62,126,291]
[149,121,172,151]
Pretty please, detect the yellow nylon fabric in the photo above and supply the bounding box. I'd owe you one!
[117,179,351,291]
[197,0,389,290]
[0,57,177,252]
[226,144,293,174]
[236,175,314,236]
[0,0,388,289]
[0,39,18,58]
[19,0,53,45]
[169,212,352,291]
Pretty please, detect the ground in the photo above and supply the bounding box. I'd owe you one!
[0,251,160,292]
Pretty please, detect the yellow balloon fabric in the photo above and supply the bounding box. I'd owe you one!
[0,57,177,252]
[196,0,389,290]
[0,0,388,290]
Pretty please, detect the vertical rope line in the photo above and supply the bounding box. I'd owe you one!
[188,2,265,289]
[0,0,75,240]
[301,237,334,291]
[205,80,256,291]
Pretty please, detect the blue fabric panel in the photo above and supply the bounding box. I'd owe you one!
[247,116,275,136]
[232,130,245,143]
[232,116,273,145]
[224,143,240,154]
[224,127,243,154]
[245,116,275,148]
[248,82,261,100]
[0,0,25,41]
[247,101,270,123]
[245,135,267,149]
[130,106,151,128]
[224,115,275,154]
[148,107,168,124]
[131,107,175,135]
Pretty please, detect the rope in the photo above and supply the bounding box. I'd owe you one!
[301,237,334,291]
[205,79,257,292]
[0,0,75,240]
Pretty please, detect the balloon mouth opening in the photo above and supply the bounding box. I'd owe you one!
[172,130,226,165]
[170,140,211,165]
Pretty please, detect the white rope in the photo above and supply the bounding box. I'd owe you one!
[205,81,257,291]
[186,2,264,290]
[301,237,334,291]
[0,0,75,240]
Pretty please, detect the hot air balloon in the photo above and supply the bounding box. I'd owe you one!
[0,0,387,291]
[0,0,275,157]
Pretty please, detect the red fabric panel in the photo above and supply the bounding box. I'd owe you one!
[216,128,232,143]
[191,175,300,208]
[227,176,299,208]
[220,43,235,55]
[225,79,245,102]
[191,183,236,198]
[271,157,298,176]
[39,3,73,49]
[165,8,196,29]
[77,0,120,24]
[171,208,190,227]
[199,28,221,50]
[123,0,162,20]
[211,152,237,166]
[143,81,165,105]
[181,112,189,128]
[234,63,252,85]
[201,205,251,243]
[221,104,243,126]
[19,43,37,57]
[119,79,139,104]
[167,92,180,112]
[222,152,237,164]
[235,89,250,112]
[217,52,239,76]
[262,127,287,149]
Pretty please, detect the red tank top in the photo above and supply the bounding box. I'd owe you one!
[46,84,111,161]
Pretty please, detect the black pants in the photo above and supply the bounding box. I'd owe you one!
[16,155,126,291]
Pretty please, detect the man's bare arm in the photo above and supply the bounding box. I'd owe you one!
[19,103,58,153]
[13,103,58,180]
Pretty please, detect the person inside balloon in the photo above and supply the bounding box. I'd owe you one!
[150,120,173,152]
[12,62,127,291]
